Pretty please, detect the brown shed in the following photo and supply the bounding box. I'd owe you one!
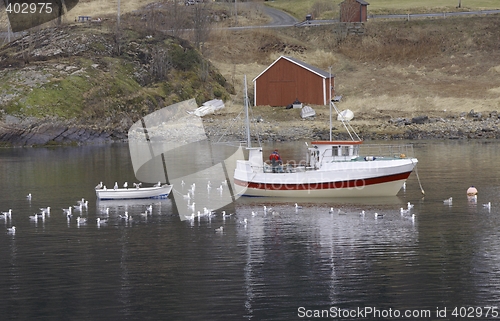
[340,0,369,23]
[253,56,334,107]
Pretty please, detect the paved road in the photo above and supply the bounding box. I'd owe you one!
[262,6,298,26]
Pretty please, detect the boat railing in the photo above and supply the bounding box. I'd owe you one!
[359,144,415,158]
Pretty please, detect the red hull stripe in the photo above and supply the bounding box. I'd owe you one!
[234,171,412,191]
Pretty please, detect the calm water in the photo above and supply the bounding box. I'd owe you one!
[1,140,500,320]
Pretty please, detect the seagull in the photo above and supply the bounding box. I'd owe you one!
[375,213,384,219]
[216,185,223,193]
[222,211,233,221]
[154,181,161,187]
[37,211,46,221]
[40,207,50,214]
[221,179,228,186]
[295,203,302,210]
[410,214,416,223]
[146,205,153,213]
[329,207,334,214]
[119,212,129,221]
[29,213,38,221]
[240,218,248,225]
[181,180,185,187]
[96,218,108,227]
[114,182,118,190]
[187,202,195,211]
[77,217,87,225]
[215,226,224,233]
[1,209,12,219]
[443,197,453,205]
[101,207,110,216]
[183,193,191,200]
[400,207,410,215]
[185,213,195,221]
[26,193,32,200]
[133,182,142,189]
[252,211,257,217]
[95,181,103,189]
[360,210,366,216]
[483,202,492,210]
[7,226,15,234]
[407,202,414,210]
[337,209,347,215]
[123,182,128,189]
[263,205,272,212]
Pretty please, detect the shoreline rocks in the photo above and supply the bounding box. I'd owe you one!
[2,110,500,147]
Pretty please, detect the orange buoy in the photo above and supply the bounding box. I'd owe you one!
[467,186,478,196]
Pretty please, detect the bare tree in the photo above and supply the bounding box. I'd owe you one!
[150,47,172,81]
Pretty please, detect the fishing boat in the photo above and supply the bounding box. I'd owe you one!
[95,184,173,200]
[233,76,420,198]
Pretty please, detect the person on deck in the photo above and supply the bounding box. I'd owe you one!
[269,149,282,173]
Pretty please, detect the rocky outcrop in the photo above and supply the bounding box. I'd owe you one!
[0,117,126,146]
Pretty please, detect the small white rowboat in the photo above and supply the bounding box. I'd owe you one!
[96,184,173,200]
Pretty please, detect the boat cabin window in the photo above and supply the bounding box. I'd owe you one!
[333,145,359,157]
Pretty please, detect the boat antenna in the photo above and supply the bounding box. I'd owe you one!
[244,75,251,148]
[329,66,332,141]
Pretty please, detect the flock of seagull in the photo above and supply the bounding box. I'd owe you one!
[3,185,495,237]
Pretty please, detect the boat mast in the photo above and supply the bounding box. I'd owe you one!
[244,75,251,148]
[329,66,332,142]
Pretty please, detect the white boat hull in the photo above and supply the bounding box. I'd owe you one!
[95,185,173,200]
[234,158,417,198]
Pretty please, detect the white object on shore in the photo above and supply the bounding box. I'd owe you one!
[300,105,316,119]
[337,109,354,121]
[189,99,225,117]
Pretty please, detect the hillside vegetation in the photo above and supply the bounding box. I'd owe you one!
[0,0,499,143]
[0,21,234,129]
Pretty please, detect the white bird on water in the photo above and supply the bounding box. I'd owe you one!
[337,209,347,215]
[215,226,224,233]
[1,209,12,219]
[407,202,414,210]
[26,193,32,200]
[77,217,87,225]
[400,207,410,216]
[295,203,302,210]
[96,217,108,227]
[443,197,453,205]
[7,226,16,234]
[40,207,50,214]
[483,202,492,210]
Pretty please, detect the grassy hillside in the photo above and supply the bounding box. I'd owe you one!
[0,22,234,127]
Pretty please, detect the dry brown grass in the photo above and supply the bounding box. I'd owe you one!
[207,14,500,119]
